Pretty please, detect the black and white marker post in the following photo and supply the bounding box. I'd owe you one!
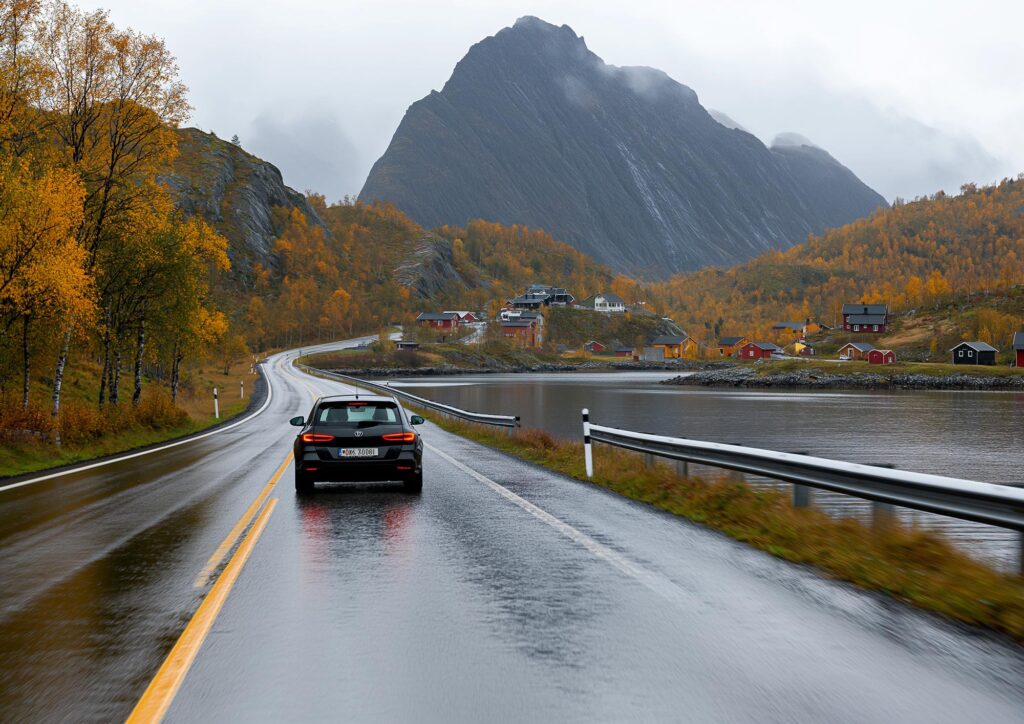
[240,379,244,399]
[582,408,593,479]
[213,387,219,419]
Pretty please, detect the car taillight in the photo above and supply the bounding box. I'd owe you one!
[301,433,335,443]
[382,432,416,443]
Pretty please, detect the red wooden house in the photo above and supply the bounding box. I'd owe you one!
[501,319,538,348]
[417,312,459,329]
[842,303,888,333]
[739,342,782,360]
[583,340,606,354]
[867,349,896,365]
[1014,332,1024,367]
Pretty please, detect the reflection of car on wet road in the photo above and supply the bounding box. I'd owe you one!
[290,394,425,493]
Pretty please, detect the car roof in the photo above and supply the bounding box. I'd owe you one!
[316,393,399,404]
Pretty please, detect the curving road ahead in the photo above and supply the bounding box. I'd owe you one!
[1,339,1023,723]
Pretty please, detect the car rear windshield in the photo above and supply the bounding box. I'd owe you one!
[315,401,399,426]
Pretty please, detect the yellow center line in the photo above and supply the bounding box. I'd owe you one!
[127,497,279,724]
[192,452,293,588]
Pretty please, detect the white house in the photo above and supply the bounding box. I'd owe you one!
[579,292,625,313]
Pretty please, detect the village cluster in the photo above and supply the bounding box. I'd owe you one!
[415,291,1024,367]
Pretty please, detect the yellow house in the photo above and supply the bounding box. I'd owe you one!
[651,334,698,359]
[717,336,749,357]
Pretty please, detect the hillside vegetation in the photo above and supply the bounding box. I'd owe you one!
[634,178,1024,349]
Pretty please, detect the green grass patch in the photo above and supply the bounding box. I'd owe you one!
[407,403,1024,642]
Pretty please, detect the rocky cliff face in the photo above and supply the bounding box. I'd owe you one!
[163,128,328,280]
[392,233,483,300]
[361,17,887,279]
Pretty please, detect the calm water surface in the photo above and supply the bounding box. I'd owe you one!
[384,372,1024,570]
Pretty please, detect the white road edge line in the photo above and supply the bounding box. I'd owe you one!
[426,443,694,607]
[0,363,277,495]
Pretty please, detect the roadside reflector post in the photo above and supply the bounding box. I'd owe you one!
[582,408,593,479]
[240,380,244,399]
[213,387,219,419]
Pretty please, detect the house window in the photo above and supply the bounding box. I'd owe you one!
[873,325,878,331]
[958,350,963,357]
[854,325,860,331]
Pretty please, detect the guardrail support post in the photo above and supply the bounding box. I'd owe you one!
[872,501,896,531]
[582,409,593,479]
[675,459,689,479]
[793,484,811,508]
[1019,533,1024,576]
[644,453,655,469]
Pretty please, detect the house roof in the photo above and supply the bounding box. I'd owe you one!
[443,310,473,317]
[1013,332,1024,350]
[718,336,746,346]
[417,312,458,321]
[772,321,803,330]
[501,320,535,328]
[949,341,998,353]
[584,340,604,347]
[517,311,543,319]
[651,335,688,345]
[846,314,887,325]
[746,342,782,351]
[840,342,875,352]
[615,346,634,352]
[596,291,624,304]
[843,303,888,315]
[508,294,548,304]
[870,349,894,355]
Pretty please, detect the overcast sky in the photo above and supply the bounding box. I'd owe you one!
[87,0,1023,203]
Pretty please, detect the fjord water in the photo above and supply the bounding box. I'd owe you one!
[388,372,1024,570]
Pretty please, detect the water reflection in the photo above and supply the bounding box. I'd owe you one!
[388,373,1023,570]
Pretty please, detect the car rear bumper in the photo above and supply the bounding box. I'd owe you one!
[298,452,420,482]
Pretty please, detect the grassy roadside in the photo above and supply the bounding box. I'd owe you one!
[0,361,258,479]
[409,404,1024,642]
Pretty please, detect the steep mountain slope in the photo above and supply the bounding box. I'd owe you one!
[361,16,887,279]
[163,128,328,280]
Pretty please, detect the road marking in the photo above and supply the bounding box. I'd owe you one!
[192,452,292,588]
[0,363,276,496]
[127,497,278,724]
[427,444,695,608]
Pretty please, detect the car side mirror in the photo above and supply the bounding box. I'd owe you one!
[410,415,425,426]
[289,416,305,426]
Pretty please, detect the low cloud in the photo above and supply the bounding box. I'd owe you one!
[245,112,362,202]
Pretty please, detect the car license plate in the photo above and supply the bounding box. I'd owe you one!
[339,447,377,458]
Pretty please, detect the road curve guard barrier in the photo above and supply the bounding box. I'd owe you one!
[302,368,520,430]
[582,411,1024,572]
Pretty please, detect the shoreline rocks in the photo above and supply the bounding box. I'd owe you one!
[662,367,1024,391]
[322,360,730,378]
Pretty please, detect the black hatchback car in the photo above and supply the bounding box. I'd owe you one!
[290,394,425,493]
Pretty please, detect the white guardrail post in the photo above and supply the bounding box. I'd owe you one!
[213,387,219,419]
[582,408,593,479]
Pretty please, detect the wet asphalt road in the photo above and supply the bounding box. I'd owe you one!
[1,341,1024,723]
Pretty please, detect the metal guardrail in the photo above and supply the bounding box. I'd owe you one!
[304,368,520,429]
[581,409,1024,570]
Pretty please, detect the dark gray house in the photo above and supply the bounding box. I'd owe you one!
[949,341,997,366]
